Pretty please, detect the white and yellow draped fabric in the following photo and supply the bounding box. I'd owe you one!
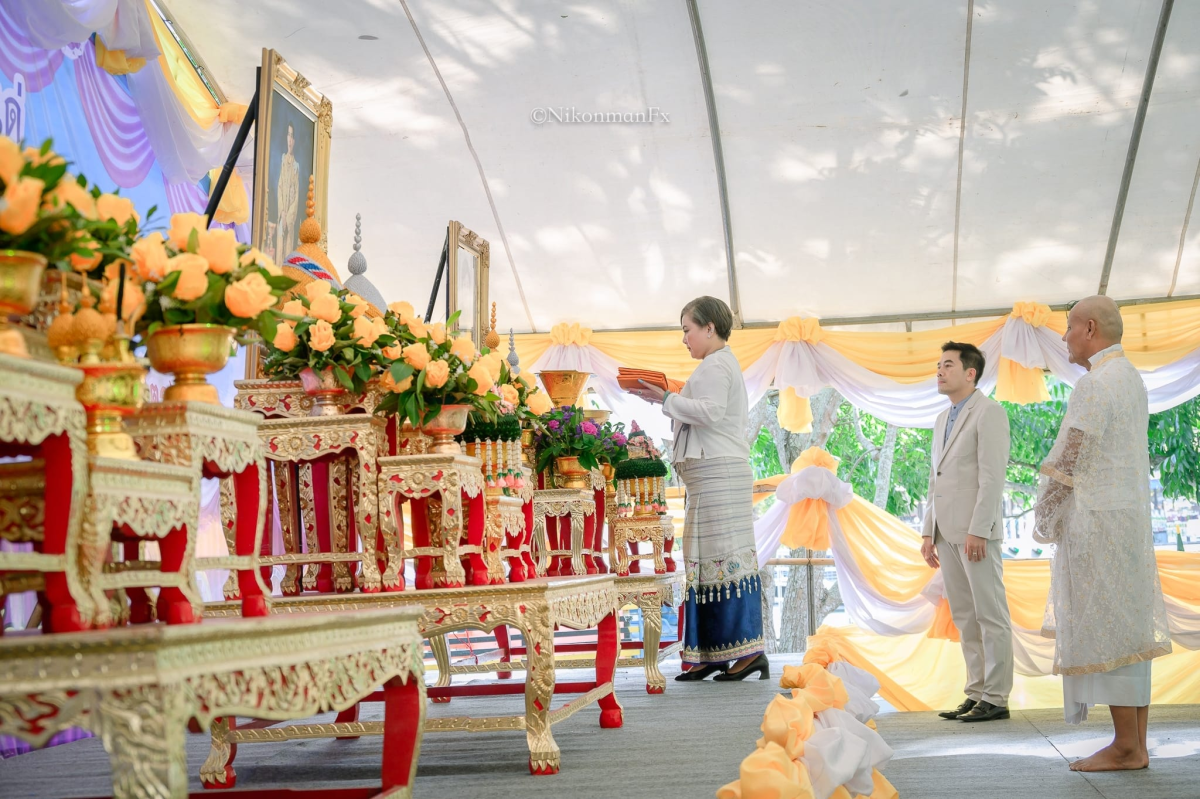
[753,450,1200,711]
[513,298,1200,428]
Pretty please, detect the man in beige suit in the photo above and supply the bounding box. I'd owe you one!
[921,341,1014,722]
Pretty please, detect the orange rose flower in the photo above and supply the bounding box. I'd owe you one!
[345,293,369,318]
[381,343,404,360]
[167,253,210,301]
[353,314,386,347]
[273,322,298,352]
[526,390,553,416]
[69,234,103,273]
[481,351,503,383]
[450,335,476,365]
[23,147,64,167]
[304,280,332,300]
[46,177,97,220]
[239,246,281,275]
[280,298,306,318]
[0,177,45,235]
[467,360,494,396]
[196,228,238,274]
[168,212,208,250]
[0,137,23,185]
[408,316,427,339]
[499,384,519,405]
[402,342,431,371]
[308,319,335,352]
[383,371,414,393]
[388,300,415,324]
[424,359,450,389]
[95,193,138,226]
[225,272,276,319]
[430,322,447,345]
[131,232,169,281]
[308,292,342,324]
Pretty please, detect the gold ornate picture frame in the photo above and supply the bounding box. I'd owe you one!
[252,48,332,263]
[446,221,490,348]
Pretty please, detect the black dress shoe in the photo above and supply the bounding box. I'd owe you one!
[938,698,978,720]
[713,653,770,681]
[675,662,727,681]
[959,700,1010,722]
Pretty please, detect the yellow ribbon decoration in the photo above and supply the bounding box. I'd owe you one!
[774,316,824,344]
[205,168,250,225]
[94,35,148,76]
[1009,301,1053,328]
[548,322,592,347]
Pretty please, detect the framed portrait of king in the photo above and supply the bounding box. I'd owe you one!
[252,48,332,270]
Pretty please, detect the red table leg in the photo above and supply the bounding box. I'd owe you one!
[124,539,154,624]
[311,460,335,593]
[37,433,88,633]
[157,524,196,624]
[410,497,433,590]
[664,531,676,573]
[596,611,623,728]
[381,674,423,793]
[547,516,564,576]
[593,487,609,574]
[465,489,488,586]
[628,540,642,573]
[582,512,598,575]
[495,624,514,679]
[520,498,537,578]
[230,462,269,617]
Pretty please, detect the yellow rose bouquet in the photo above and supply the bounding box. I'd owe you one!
[498,360,554,421]
[375,302,503,427]
[134,212,296,342]
[261,281,396,395]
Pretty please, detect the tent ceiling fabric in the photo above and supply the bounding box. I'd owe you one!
[170,0,1200,332]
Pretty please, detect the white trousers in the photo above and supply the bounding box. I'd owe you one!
[1063,660,1152,724]
[936,533,1014,706]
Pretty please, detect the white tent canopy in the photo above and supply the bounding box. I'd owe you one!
[170,0,1200,333]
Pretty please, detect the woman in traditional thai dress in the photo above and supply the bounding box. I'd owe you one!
[636,296,767,681]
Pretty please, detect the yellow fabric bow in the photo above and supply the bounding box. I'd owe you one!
[779,448,840,551]
[549,322,592,347]
[774,316,824,344]
[95,35,148,75]
[206,168,251,225]
[1010,301,1053,328]
[791,447,838,474]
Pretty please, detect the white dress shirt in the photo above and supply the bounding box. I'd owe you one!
[662,345,750,463]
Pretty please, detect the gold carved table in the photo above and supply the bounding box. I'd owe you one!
[377,453,485,589]
[609,514,672,575]
[126,401,270,617]
[258,414,388,595]
[490,493,527,584]
[532,488,595,577]
[0,608,426,799]
[0,354,91,632]
[205,575,622,775]
[461,571,685,695]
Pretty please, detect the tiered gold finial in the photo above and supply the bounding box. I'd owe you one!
[46,271,77,361]
[484,301,501,349]
[299,174,320,245]
[72,287,107,364]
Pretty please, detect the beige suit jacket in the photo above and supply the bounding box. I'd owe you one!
[922,390,1011,545]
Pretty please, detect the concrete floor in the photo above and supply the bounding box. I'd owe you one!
[2,654,1197,798]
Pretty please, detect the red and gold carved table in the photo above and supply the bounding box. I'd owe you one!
[377,453,485,589]
[0,354,91,632]
[205,575,621,775]
[0,608,425,798]
[126,401,270,617]
[258,414,388,595]
[532,488,594,577]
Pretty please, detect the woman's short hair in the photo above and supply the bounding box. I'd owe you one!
[681,296,733,340]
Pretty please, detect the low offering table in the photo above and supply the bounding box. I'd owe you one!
[0,608,426,799]
[204,575,621,775]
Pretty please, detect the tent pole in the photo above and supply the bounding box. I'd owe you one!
[685,0,742,328]
[1099,0,1175,295]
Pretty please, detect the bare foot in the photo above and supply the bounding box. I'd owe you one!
[1069,743,1149,772]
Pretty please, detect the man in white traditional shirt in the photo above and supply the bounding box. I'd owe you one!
[1035,296,1172,772]
[921,342,1014,722]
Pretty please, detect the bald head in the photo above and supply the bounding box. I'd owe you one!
[1063,295,1123,368]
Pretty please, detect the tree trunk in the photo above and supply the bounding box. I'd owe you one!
[777,388,844,652]
[873,423,899,509]
[759,565,777,654]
